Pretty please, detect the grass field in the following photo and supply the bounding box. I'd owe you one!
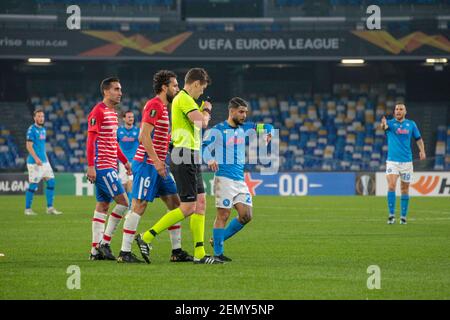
[0,195,449,300]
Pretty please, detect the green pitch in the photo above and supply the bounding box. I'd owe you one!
[0,195,449,299]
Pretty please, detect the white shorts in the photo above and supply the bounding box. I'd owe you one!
[214,176,252,209]
[27,162,54,184]
[386,161,413,183]
[118,162,133,185]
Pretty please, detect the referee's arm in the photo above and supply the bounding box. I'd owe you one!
[187,102,212,129]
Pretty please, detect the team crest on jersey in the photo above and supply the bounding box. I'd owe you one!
[90,118,96,126]
[150,109,157,118]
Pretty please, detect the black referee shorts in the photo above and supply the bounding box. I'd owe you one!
[170,147,205,202]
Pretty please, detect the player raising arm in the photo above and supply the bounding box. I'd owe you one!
[380,103,426,225]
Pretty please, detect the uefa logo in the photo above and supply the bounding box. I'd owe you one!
[356,173,375,196]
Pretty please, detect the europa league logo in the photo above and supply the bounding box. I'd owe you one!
[356,174,375,196]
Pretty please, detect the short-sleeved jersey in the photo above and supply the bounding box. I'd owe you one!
[171,89,201,151]
[26,124,47,164]
[117,125,140,162]
[203,121,259,181]
[385,118,421,162]
[134,97,170,165]
[87,102,119,170]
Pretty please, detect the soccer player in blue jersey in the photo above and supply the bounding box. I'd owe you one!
[380,103,426,225]
[24,109,62,216]
[203,97,273,261]
[117,110,140,204]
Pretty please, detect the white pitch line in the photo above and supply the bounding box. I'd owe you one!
[256,206,450,214]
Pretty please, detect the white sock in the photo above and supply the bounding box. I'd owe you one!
[168,222,182,250]
[102,205,128,245]
[121,211,141,252]
[91,211,107,255]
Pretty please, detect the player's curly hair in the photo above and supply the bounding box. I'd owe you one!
[153,70,177,95]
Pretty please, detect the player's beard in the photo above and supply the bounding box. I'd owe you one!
[167,91,175,103]
[232,116,245,126]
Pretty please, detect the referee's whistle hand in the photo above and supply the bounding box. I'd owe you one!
[203,101,212,111]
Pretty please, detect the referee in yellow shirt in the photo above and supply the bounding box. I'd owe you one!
[138,68,223,264]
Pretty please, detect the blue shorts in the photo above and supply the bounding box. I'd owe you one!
[95,168,125,203]
[131,160,177,202]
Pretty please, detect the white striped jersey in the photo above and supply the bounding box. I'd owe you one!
[134,96,169,165]
[87,102,119,170]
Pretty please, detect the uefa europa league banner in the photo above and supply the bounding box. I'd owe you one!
[1,30,449,60]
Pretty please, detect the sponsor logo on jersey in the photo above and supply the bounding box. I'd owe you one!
[396,128,409,134]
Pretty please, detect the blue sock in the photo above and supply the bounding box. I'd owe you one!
[213,228,225,256]
[401,194,410,218]
[46,179,55,208]
[25,183,38,209]
[223,218,244,241]
[387,191,396,216]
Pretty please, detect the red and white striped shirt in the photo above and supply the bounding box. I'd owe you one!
[134,97,169,165]
[87,102,119,170]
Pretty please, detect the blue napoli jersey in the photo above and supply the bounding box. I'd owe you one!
[385,118,421,162]
[203,121,272,181]
[117,125,140,162]
[26,124,47,164]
